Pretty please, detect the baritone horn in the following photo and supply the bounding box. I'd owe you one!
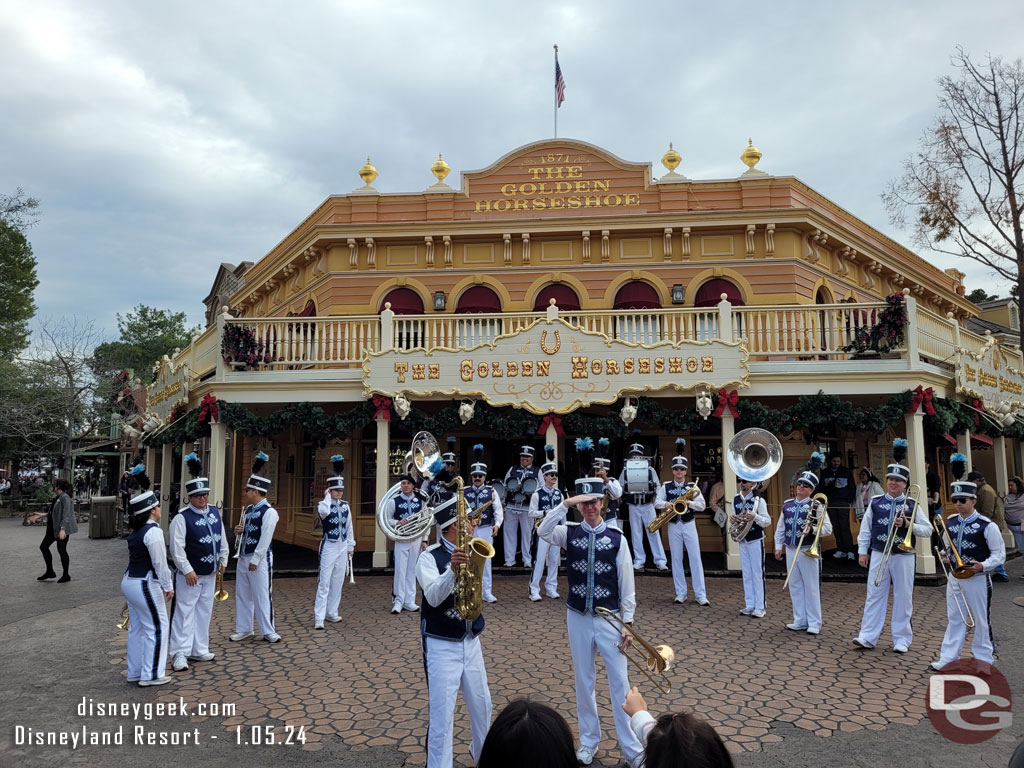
[726,428,783,541]
[117,601,130,631]
[596,607,673,695]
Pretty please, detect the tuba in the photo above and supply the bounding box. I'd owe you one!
[376,431,442,543]
[726,428,783,542]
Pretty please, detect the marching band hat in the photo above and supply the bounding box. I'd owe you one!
[127,465,159,516]
[886,439,910,483]
[246,451,271,493]
[574,438,605,500]
[184,452,210,497]
[470,443,487,476]
[671,438,687,470]
[628,442,645,457]
[520,445,536,458]
[540,444,557,475]
[797,452,825,488]
[398,473,415,484]
[432,496,458,529]
[326,454,345,491]
[951,481,977,500]
[949,453,974,499]
[442,437,456,465]
[592,437,611,469]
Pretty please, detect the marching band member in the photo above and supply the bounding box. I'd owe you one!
[528,445,563,601]
[120,465,174,686]
[654,440,709,606]
[231,452,281,643]
[931,455,1005,670]
[463,445,503,603]
[502,445,541,567]
[537,438,643,768]
[731,477,770,618]
[775,454,832,634]
[390,474,429,614]
[168,453,228,671]
[852,439,929,653]
[593,437,625,532]
[313,455,356,629]
[619,442,667,571]
[417,497,493,768]
[423,437,458,506]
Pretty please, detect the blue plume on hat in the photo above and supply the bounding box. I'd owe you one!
[950,453,967,481]
[675,438,686,453]
[428,456,444,476]
[447,436,455,447]
[473,443,484,461]
[892,438,908,464]
[545,444,556,462]
[129,464,151,491]
[331,454,345,475]
[595,436,610,462]
[575,437,594,475]
[185,452,203,479]
[807,452,825,474]
[252,451,268,475]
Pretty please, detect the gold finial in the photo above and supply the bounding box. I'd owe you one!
[740,139,762,171]
[431,153,450,183]
[358,157,378,186]
[661,142,681,173]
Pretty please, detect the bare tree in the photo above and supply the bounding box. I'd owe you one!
[883,48,1024,343]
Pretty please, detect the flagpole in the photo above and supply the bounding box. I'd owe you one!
[553,44,558,138]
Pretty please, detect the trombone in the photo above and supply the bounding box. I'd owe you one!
[874,484,922,587]
[932,514,976,628]
[596,607,674,695]
[782,494,829,590]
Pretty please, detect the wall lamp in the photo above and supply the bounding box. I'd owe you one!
[671,284,685,305]
[433,291,447,311]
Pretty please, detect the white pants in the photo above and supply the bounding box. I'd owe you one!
[235,552,275,636]
[530,534,560,598]
[739,538,766,613]
[857,550,914,647]
[566,610,643,763]
[393,540,420,609]
[784,546,822,631]
[667,519,706,601]
[423,634,492,768]
[503,508,532,566]
[476,526,496,600]
[121,574,168,682]
[169,570,215,657]
[315,539,347,622]
[628,502,667,569]
[938,573,994,664]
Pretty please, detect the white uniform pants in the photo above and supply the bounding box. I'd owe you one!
[169,570,215,657]
[530,534,560,598]
[667,519,706,601]
[423,634,492,768]
[857,550,914,647]
[315,538,347,622]
[503,508,532,566]
[476,525,496,600]
[121,574,168,682]
[937,573,994,664]
[739,538,766,613]
[784,546,822,631]
[393,540,420,609]
[566,610,643,763]
[628,502,667,569]
[235,552,275,636]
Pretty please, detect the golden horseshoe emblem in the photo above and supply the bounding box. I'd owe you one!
[540,330,561,355]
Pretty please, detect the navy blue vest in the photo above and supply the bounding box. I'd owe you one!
[604,486,620,522]
[946,513,993,564]
[733,494,764,542]
[565,522,622,615]
[780,498,814,548]
[240,500,271,558]
[424,477,455,505]
[536,485,564,513]
[868,495,918,555]
[126,522,157,578]
[463,484,496,526]
[322,500,350,542]
[393,492,425,523]
[421,542,485,640]
[180,505,223,575]
[663,481,695,523]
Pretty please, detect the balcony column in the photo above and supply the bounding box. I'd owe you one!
[208,422,229,522]
[904,410,934,574]
[720,410,741,570]
[956,432,973,473]
[159,443,174,535]
[373,414,391,568]
[380,304,395,351]
[900,288,919,370]
[215,307,229,381]
[993,436,1015,552]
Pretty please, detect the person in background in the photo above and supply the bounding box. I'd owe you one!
[968,471,1010,582]
[925,458,942,515]
[622,687,735,768]
[854,468,884,523]
[477,699,577,768]
[38,478,77,583]
[820,453,856,560]
[1004,476,1024,576]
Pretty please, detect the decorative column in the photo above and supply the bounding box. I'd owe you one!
[208,422,229,520]
[956,432,973,473]
[993,436,1014,552]
[904,410,934,574]
[159,444,174,534]
[373,415,391,568]
[720,411,741,570]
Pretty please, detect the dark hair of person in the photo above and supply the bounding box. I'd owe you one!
[54,478,72,494]
[130,509,154,532]
[644,710,735,768]
[1010,476,1024,495]
[477,699,576,768]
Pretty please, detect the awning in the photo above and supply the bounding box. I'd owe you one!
[695,278,744,307]
[533,283,581,311]
[613,280,661,310]
[942,432,994,449]
[379,287,424,315]
[455,285,502,314]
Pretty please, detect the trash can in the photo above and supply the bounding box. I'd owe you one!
[89,496,117,538]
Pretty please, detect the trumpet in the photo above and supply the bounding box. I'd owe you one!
[233,508,246,559]
[648,486,700,534]
[117,601,130,631]
[596,607,673,695]
[874,484,922,587]
[214,570,230,601]
[782,494,829,590]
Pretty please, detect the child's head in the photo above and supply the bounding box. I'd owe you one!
[477,699,577,768]
[645,711,735,768]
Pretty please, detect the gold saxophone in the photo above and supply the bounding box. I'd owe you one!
[452,476,495,621]
[648,486,700,534]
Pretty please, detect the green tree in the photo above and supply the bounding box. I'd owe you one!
[966,287,999,304]
[0,188,40,360]
[92,305,198,381]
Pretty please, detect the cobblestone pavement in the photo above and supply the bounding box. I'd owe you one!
[1,518,1022,767]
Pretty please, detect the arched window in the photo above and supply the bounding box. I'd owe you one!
[533,284,581,312]
[380,288,425,349]
[613,281,662,310]
[455,286,502,314]
[613,281,661,344]
[454,285,502,346]
[693,279,744,307]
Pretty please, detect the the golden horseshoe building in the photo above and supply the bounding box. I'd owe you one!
[143,138,1024,572]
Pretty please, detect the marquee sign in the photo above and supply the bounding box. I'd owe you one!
[146,358,189,423]
[956,344,1024,414]
[362,318,748,415]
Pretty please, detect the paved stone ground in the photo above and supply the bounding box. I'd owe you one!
[1,518,1022,767]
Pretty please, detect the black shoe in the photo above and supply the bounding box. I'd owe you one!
[57,575,71,583]
[993,573,1010,583]
[37,572,56,581]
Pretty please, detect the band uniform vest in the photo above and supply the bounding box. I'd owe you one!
[126,522,157,578]
[945,513,993,565]
[536,486,564,513]
[425,477,455,505]
[663,481,695,523]
[463,484,495,527]
[180,505,223,575]
[421,543,485,640]
[240,500,271,558]
[733,494,763,542]
[322,500,350,543]
[393,493,425,525]
[869,495,918,555]
[780,498,814,548]
[565,522,622,615]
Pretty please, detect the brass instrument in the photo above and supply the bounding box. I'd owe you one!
[648,486,700,534]
[214,570,230,601]
[933,512,977,579]
[376,431,443,543]
[596,607,674,695]
[874,484,922,587]
[451,474,495,621]
[470,499,493,525]
[233,508,246,559]
[932,515,976,628]
[726,428,783,542]
[117,601,130,631]
[782,494,829,590]
[348,551,355,585]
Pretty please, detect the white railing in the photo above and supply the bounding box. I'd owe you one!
[732,302,891,358]
[190,325,219,378]
[392,312,539,350]
[224,316,381,369]
[916,306,958,365]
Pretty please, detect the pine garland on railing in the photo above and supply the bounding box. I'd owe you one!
[221,324,273,368]
[841,293,908,355]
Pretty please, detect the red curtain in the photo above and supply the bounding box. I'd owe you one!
[613,281,661,310]
[533,284,581,311]
[379,288,424,315]
[694,279,744,307]
[455,285,502,314]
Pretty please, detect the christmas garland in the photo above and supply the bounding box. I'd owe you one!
[841,293,907,355]
[221,324,273,368]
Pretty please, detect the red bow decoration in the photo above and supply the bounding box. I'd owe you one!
[372,394,392,420]
[908,385,936,416]
[970,398,984,428]
[197,393,219,424]
[712,389,739,418]
[537,413,565,436]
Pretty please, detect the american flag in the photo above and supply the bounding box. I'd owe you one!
[555,57,566,107]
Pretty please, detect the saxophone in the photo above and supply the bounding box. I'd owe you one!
[648,486,700,534]
[452,476,495,621]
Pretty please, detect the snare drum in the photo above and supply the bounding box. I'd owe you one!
[522,477,539,495]
[624,459,654,494]
[490,480,505,501]
[506,477,521,494]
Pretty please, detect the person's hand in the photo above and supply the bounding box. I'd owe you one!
[58,529,67,540]
[774,548,783,561]
[248,563,257,572]
[895,516,908,528]
[164,590,174,600]
[493,524,500,534]
[184,571,198,586]
[619,625,634,651]
[938,551,950,565]
[234,523,243,535]
[858,554,869,568]
[970,561,984,574]
[622,686,647,717]
[420,541,428,551]
[451,548,470,567]
[218,564,226,575]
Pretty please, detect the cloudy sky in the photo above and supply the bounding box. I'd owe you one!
[2,0,1022,340]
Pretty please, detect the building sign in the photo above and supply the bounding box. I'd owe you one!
[363,318,748,415]
[146,358,189,423]
[956,344,1024,413]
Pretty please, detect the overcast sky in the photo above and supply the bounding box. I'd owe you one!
[2,0,1022,341]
